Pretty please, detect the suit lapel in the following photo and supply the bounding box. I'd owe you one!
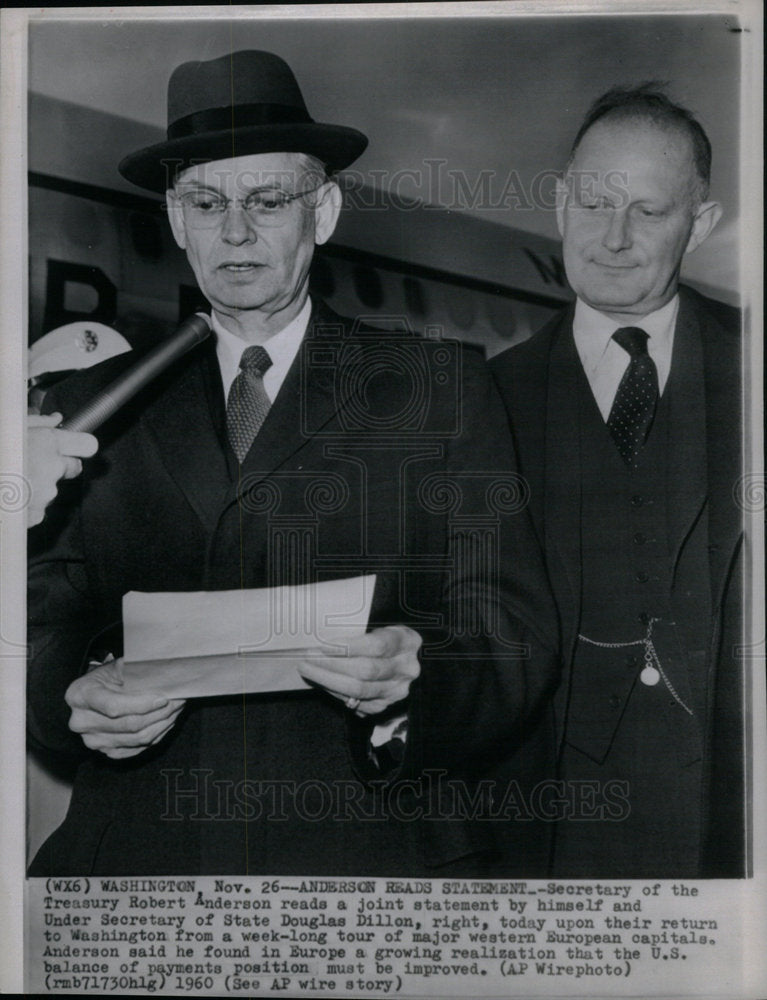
[142,340,233,532]
[695,292,744,609]
[666,288,742,609]
[666,297,708,574]
[140,302,370,529]
[228,302,361,499]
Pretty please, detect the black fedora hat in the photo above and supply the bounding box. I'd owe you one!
[118,50,368,193]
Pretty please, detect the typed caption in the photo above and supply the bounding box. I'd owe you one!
[27,876,745,997]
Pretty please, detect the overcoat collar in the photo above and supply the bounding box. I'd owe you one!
[141,337,231,532]
[141,300,363,532]
[230,299,341,496]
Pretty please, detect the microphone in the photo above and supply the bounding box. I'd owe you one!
[60,313,212,433]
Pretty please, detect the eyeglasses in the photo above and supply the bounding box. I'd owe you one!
[175,184,325,229]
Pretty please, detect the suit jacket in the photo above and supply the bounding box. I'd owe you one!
[28,301,560,876]
[490,285,746,876]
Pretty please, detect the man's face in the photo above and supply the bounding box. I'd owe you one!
[556,119,720,320]
[167,152,339,324]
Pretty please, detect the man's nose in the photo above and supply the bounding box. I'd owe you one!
[601,209,632,252]
[220,203,257,244]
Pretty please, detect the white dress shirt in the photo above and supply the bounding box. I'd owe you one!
[573,295,679,421]
[212,297,312,403]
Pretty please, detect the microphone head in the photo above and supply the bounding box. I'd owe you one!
[188,312,212,343]
[59,312,214,433]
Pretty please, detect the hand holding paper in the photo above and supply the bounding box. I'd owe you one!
[298,625,422,717]
[66,657,185,759]
[120,576,378,700]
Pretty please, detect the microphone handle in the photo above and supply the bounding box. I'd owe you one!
[60,313,211,433]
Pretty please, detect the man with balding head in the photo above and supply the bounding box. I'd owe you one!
[492,85,744,877]
[28,50,559,876]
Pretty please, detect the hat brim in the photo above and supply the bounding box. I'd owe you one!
[118,122,368,193]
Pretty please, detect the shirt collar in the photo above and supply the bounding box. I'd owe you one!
[573,294,679,371]
[212,297,312,400]
[212,297,312,365]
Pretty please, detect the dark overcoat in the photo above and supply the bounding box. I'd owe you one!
[28,301,560,876]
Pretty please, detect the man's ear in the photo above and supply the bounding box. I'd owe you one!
[313,181,343,246]
[166,189,187,250]
[685,200,723,254]
[555,175,568,239]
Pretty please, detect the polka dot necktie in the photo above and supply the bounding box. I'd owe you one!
[606,327,659,468]
[226,345,273,463]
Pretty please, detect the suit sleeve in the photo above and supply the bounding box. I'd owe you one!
[416,352,559,776]
[27,388,107,756]
[352,347,560,784]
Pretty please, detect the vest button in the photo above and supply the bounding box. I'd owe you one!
[609,694,621,709]
[633,532,646,545]
[631,494,644,506]
[635,570,649,583]
[626,654,638,669]
[639,611,650,624]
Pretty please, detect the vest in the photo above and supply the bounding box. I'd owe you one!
[553,341,712,877]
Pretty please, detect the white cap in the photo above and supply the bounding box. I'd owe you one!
[28,322,131,380]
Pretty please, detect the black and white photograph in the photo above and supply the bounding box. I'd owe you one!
[0,3,764,997]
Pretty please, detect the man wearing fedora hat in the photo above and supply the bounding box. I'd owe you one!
[27,50,559,875]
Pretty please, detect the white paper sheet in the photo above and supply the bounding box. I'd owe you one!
[120,574,376,698]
